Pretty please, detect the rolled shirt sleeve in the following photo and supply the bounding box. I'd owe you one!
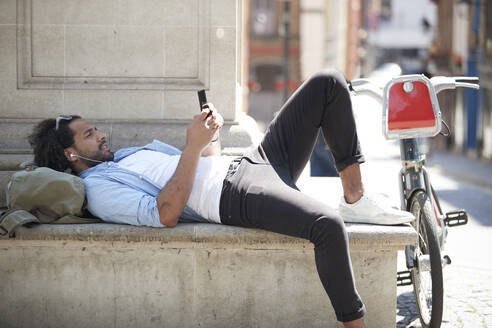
[84,174,165,228]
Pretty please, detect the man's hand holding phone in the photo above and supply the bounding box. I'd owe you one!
[202,103,223,135]
[184,90,223,153]
[197,90,223,141]
[186,110,219,151]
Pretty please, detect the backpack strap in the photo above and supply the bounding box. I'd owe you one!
[0,211,102,238]
[0,209,39,238]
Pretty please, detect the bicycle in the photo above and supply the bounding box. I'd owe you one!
[348,74,479,328]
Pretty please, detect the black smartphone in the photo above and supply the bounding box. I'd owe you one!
[198,89,207,110]
[198,89,213,118]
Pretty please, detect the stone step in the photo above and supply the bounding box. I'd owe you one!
[0,119,254,151]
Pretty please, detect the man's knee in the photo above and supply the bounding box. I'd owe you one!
[310,214,347,247]
[307,68,348,90]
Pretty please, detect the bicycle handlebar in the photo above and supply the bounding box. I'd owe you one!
[430,76,480,93]
[349,75,479,102]
[348,79,384,102]
[455,76,479,84]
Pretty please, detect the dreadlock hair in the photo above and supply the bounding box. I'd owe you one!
[28,115,81,172]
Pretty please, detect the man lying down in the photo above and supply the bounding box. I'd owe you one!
[28,70,414,328]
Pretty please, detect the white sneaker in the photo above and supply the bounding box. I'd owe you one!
[338,193,415,225]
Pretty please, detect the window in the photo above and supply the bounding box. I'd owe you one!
[251,0,277,38]
[380,0,392,22]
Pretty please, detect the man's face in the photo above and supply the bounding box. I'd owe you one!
[68,118,114,167]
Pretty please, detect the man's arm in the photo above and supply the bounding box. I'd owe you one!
[157,109,221,227]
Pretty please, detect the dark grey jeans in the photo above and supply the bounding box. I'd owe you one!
[219,69,366,322]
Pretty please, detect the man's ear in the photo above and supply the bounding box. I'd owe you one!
[64,147,77,162]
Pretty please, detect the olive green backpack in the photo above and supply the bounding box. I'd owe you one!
[0,166,101,237]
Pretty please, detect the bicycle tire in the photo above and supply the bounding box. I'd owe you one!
[406,191,444,328]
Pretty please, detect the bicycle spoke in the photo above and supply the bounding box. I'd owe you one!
[418,231,428,251]
[417,210,429,252]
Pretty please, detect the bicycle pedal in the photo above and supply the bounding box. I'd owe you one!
[444,209,468,227]
[397,270,413,286]
[442,255,452,267]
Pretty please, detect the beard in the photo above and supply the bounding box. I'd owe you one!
[76,141,114,168]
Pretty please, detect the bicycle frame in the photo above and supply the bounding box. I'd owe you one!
[398,138,448,269]
[399,138,426,212]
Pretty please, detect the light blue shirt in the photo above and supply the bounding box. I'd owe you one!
[79,140,209,227]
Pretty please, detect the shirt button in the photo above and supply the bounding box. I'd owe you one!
[139,175,143,180]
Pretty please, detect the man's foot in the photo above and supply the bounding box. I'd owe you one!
[338,193,415,225]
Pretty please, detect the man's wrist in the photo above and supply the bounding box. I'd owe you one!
[211,131,220,143]
[183,143,205,155]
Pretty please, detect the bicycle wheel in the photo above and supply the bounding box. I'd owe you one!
[406,191,443,328]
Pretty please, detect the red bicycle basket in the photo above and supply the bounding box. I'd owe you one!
[387,81,435,130]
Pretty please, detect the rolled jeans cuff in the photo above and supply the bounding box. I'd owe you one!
[337,303,366,322]
[335,154,366,173]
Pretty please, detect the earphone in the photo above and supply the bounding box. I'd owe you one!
[69,153,103,163]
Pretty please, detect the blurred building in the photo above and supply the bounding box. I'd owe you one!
[363,0,437,75]
[246,0,301,131]
[299,0,364,80]
[481,0,492,160]
[245,0,366,131]
[431,0,492,161]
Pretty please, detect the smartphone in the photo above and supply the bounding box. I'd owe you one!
[197,89,212,118]
[198,89,207,110]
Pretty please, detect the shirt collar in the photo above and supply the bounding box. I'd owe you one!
[79,162,112,179]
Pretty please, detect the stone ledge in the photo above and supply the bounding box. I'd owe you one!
[0,154,32,170]
[9,222,417,251]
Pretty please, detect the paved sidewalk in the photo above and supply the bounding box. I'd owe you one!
[427,150,492,191]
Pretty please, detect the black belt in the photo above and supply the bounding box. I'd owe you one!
[227,157,242,176]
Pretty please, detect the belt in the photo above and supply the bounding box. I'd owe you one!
[227,157,242,176]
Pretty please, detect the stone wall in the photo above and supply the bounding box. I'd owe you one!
[0,0,249,152]
[0,0,253,206]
